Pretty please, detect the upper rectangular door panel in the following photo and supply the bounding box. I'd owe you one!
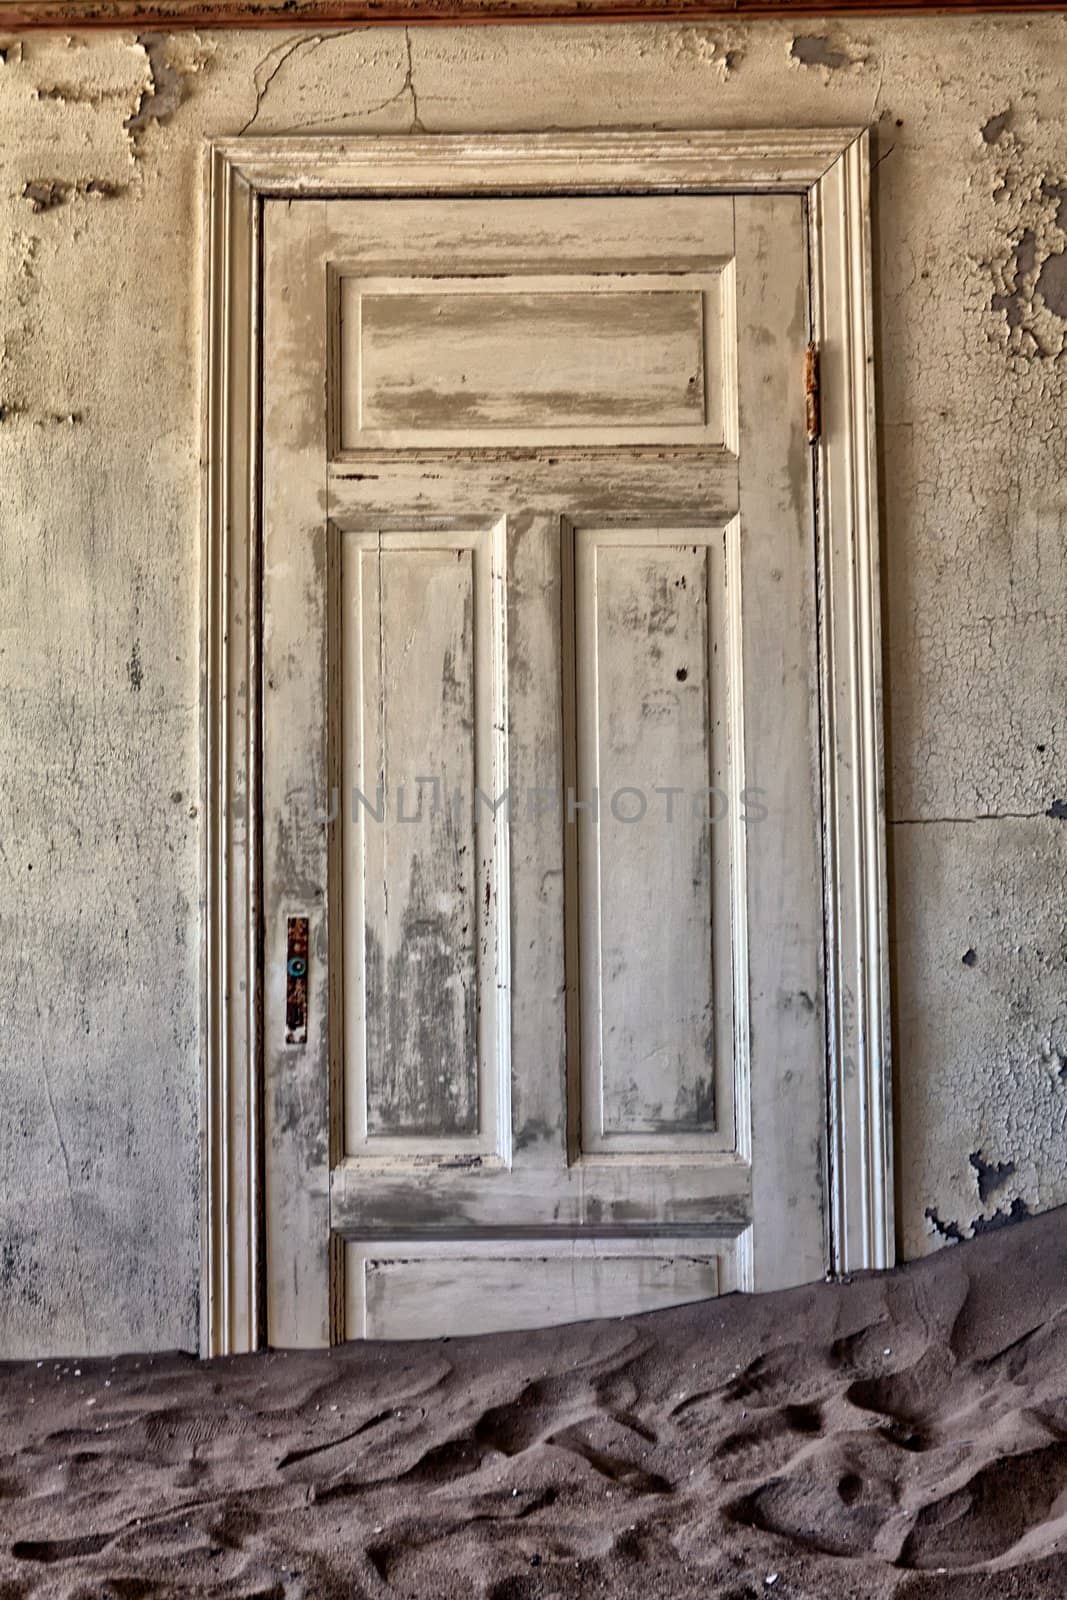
[340,272,727,449]
[329,194,736,454]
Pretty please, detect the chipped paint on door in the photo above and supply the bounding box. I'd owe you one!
[262,189,826,1343]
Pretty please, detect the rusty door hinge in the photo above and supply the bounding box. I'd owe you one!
[804,342,821,445]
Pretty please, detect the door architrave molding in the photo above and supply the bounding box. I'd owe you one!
[201,127,891,1356]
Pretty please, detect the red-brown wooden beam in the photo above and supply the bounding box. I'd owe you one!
[0,0,1063,27]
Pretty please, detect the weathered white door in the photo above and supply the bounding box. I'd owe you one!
[261,190,826,1345]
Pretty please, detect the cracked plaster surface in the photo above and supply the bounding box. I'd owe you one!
[0,16,1066,1352]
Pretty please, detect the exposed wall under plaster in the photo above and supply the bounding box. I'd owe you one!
[0,15,1065,1357]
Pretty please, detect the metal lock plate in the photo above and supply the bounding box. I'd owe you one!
[285,916,309,1045]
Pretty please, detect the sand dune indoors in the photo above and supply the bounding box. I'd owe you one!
[2,1208,1065,1599]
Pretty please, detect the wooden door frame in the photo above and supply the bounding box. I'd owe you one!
[201,128,891,1358]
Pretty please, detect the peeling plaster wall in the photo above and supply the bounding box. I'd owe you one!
[1,15,1065,1356]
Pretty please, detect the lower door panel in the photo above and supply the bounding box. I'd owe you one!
[345,1236,731,1339]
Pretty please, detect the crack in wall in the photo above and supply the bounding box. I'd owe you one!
[402,27,423,133]
[242,33,322,135]
[241,28,423,136]
[892,804,1067,825]
[330,30,420,127]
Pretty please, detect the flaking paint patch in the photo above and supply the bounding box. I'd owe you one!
[666,27,742,79]
[126,641,143,693]
[36,80,137,108]
[981,108,1011,146]
[22,177,127,212]
[925,1197,1032,1243]
[1035,232,1067,320]
[0,1235,45,1312]
[985,132,1067,360]
[22,180,68,213]
[0,403,82,427]
[895,820,1067,1261]
[969,1151,1016,1204]
[125,32,212,151]
[789,33,870,74]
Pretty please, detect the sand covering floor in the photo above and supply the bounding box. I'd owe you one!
[1,1209,1065,1599]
